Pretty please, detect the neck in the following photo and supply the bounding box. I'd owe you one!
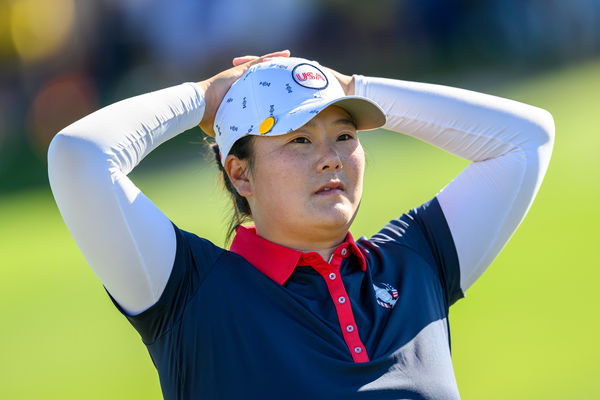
[254,223,348,262]
[299,245,339,263]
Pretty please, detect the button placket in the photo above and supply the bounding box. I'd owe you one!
[315,263,369,363]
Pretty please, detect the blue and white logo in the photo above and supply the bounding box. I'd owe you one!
[373,282,399,309]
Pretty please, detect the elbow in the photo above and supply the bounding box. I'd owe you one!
[534,108,555,170]
[48,132,84,175]
[48,132,81,191]
[47,131,107,191]
[527,107,555,151]
[47,132,71,164]
[535,107,555,146]
[48,132,72,174]
[508,104,555,161]
[520,107,555,173]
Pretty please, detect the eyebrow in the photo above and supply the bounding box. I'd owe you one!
[301,118,357,130]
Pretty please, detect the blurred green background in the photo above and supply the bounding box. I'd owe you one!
[2,0,600,399]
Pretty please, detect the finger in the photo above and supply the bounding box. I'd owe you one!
[232,58,257,67]
[232,55,259,66]
[233,50,291,67]
[244,50,291,69]
[259,49,291,59]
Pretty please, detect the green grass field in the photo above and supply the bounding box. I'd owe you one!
[1,59,599,399]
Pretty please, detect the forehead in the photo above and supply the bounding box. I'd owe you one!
[249,105,358,153]
[300,106,356,130]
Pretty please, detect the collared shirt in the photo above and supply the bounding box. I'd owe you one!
[106,197,464,400]
[230,225,370,362]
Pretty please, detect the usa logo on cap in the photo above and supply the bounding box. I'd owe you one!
[292,63,329,90]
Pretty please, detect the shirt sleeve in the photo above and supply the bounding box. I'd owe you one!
[105,223,225,344]
[47,82,206,316]
[355,75,555,295]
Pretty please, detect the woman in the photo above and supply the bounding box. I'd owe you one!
[48,50,554,399]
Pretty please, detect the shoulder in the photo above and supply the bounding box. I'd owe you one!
[172,223,227,267]
[359,197,451,263]
[356,197,464,306]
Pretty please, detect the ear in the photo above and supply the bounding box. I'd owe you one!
[224,154,253,197]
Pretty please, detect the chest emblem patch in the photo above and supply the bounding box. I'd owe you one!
[373,282,399,309]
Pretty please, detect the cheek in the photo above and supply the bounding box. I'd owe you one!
[348,145,365,192]
[353,145,366,172]
[252,152,308,205]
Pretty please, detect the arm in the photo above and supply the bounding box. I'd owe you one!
[48,51,292,316]
[48,83,205,315]
[354,75,554,293]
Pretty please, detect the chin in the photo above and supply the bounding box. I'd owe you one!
[312,205,355,231]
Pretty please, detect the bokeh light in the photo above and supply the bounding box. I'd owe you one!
[0,2,16,58]
[9,0,75,64]
[28,72,98,154]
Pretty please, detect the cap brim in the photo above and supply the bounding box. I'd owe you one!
[327,96,387,131]
[266,95,386,136]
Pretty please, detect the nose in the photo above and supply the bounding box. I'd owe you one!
[317,143,342,171]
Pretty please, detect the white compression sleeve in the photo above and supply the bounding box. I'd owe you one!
[354,75,554,293]
[48,82,205,315]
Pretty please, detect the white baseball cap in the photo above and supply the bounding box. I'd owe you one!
[211,57,386,165]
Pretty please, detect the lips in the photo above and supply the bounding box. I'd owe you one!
[315,180,345,194]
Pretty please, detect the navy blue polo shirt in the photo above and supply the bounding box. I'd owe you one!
[106,196,464,399]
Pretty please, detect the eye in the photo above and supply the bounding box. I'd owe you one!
[337,133,354,141]
[290,136,311,144]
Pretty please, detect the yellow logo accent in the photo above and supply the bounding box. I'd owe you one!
[258,116,276,134]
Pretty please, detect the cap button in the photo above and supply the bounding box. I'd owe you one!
[258,116,276,134]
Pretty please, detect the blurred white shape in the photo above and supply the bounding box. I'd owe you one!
[115,0,316,70]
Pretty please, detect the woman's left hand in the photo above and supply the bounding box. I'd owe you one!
[231,54,355,96]
[198,50,291,136]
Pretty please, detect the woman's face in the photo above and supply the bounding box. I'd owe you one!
[242,105,365,244]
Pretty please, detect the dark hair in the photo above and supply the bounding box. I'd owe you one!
[208,135,255,245]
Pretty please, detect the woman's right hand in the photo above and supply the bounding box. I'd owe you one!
[197,50,291,136]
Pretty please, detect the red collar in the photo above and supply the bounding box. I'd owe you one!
[229,225,367,285]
